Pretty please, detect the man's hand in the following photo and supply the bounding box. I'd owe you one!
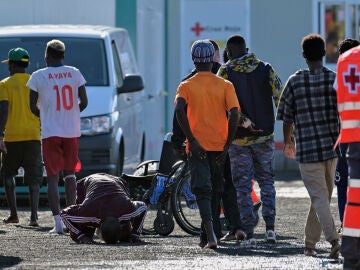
[173,146,187,161]
[284,136,296,159]
[128,234,144,243]
[239,115,263,135]
[0,139,7,154]
[247,123,263,134]
[216,144,229,165]
[189,139,206,160]
[78,235,95,244]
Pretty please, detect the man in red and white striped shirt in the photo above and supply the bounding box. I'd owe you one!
[60,173,147,244]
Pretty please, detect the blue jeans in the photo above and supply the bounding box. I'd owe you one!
[229,139,276,236]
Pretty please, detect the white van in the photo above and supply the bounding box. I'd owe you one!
[0,25,146,180]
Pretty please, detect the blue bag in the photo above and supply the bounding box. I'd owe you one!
[150,175,167,205]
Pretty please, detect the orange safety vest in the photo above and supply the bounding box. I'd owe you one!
[342,178,360,237]
[336,45,360,238]
[336,45,360,143]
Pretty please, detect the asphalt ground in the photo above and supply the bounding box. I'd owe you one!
[0,178,344,270]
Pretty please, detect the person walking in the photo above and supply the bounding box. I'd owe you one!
[0,47,43,226]
[277,33,340,258]
[333,38,360,237]
[172,39,247,242]
[28,39,88,234]
[60,173,147,244]
[174,39,239,249]
[335,41,360,270]
[217,35,282,247]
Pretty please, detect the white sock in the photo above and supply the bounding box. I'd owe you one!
[54,215,64,231]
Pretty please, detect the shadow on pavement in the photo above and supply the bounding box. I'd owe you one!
[0,255,22,268]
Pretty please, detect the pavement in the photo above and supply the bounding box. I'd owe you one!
[0,177,345,270]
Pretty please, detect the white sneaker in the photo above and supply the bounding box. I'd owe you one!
[49,226,65,235]
[265,230,276,243]
[240,238,256,248]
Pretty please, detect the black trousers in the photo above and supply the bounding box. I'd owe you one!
[189,151,222,240]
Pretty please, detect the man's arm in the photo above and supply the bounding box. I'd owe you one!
[29,90,40,117]
[174,97,194,141]
[78,85,88,112]
[283,121,295,159]
[216,107,239,163]
[269,66,283,107]
[125,201,147,235]
[226,107,239,147]
[0,100,8,153]
[175,97,205,158]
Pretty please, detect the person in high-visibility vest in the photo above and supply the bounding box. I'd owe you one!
[336,43,360,270]
[333,38,359,238]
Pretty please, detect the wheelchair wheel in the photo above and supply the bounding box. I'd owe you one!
[154,213,175,236]
[171,166,201,235]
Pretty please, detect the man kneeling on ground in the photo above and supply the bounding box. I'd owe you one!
[60,173,147,244]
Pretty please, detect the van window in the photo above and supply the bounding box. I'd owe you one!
[111,41,123,87]
[0,37,108,86]
[112,31,138,76]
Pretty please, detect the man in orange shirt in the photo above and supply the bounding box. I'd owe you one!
[174,39,239,249]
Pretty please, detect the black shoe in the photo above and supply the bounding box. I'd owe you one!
[329,239,340,259]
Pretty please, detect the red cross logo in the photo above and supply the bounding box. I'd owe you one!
[343,64,360,94]
[191,22,204,37]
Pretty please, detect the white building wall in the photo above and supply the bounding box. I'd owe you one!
[0,0,115,26]
[137,0,166,160]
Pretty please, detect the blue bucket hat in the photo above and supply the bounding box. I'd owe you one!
[191,40,215,63]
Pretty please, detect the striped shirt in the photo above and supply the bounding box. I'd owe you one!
[276,67,340,163]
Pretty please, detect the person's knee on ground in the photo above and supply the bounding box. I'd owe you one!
[100,217,123,244]
[3,176,18,222]
[63,173,76,206]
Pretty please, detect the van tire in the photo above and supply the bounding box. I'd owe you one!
[116,140,124,176]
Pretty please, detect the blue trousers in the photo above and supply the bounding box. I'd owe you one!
[229,139,276,236]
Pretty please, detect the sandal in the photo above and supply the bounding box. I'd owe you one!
[29,220,39,227]
[3,216,19,224]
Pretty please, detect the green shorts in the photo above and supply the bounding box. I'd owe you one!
[0,140,44,186]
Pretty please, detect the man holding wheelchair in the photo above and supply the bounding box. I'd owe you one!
[174,39,240,249]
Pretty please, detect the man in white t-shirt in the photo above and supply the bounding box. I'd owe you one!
[28,39,88,234]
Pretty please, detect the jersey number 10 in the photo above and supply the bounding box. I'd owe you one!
[53,84,74,111]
